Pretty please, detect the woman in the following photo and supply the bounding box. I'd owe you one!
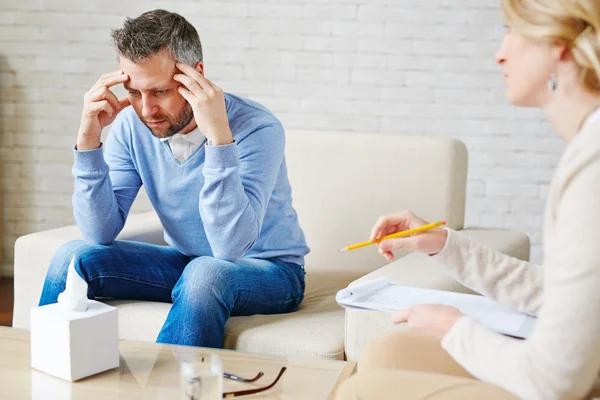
[337,1,600,399]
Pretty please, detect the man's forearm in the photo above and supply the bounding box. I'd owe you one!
[199,143,262,261]
[72,145,126,244]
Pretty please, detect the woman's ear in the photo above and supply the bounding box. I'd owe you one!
[551,42,570,62]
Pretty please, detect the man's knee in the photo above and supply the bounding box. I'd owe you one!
[175,256,236,302]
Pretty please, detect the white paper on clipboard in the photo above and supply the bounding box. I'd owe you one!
[336,277,536,339]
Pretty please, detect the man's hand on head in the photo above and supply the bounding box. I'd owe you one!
[77,71,130,151]
[173,63,233,146]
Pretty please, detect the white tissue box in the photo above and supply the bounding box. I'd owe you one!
[30,300,119,381]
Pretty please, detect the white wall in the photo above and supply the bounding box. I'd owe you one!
[0,0,562,275]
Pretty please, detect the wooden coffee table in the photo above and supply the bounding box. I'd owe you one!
[0,327,355,399]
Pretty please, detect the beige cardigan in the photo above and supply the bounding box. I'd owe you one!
[437,116,600,400]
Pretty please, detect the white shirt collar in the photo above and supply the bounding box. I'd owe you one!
[160,127,205,145]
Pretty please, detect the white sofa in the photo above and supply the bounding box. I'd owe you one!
[12,130,530,361]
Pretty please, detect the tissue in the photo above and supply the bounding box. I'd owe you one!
[57,256,89,312]
[31,257,119,381]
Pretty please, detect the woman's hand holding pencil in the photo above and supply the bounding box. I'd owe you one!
[340,211,448,261]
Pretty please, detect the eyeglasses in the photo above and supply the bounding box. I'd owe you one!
[223,371,264,383]
[222,367,286,398]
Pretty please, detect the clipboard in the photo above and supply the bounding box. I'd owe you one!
[336,277,536,339]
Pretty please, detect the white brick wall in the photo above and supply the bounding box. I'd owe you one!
[0,0,563,275]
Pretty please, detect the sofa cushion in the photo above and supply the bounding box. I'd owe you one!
[108,269,362,360]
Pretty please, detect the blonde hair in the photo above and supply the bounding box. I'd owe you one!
[501,0,600,92]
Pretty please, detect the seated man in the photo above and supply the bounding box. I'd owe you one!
[38,9,309,348]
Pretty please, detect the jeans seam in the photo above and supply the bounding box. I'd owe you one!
[282,294,304,312]
[88,274,174,290]
[283,292,304,304]
[281,264,305,307]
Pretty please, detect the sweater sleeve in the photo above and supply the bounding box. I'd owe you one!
[199,123,285,262]
[72,114,141,244]
[441,151,600,400]
[432,229,543,316]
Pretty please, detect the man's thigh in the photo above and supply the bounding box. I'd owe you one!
[76,240,192,302]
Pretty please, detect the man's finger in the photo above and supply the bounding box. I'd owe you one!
[95,70,122,86]
[89,88,120,112]
[203,76,219,91]
[118,96,131,110]
[97,71,129,89]
[175,62,212,90]
[177,85,195,103]
[174,74,203,97]
[89,100,113,118]
[391,309,409,324]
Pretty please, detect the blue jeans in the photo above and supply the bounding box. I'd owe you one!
[38,240,306,348]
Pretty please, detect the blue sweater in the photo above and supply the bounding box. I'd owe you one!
[72,93,309,265]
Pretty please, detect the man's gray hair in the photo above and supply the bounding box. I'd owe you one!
[110,9,203,65]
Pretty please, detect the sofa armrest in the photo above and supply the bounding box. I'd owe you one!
[12,211,163,329]
[458,227,530,261]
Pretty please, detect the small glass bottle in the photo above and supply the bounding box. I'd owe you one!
[180,353,224,400]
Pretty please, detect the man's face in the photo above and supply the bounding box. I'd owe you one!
[120,52,193,138]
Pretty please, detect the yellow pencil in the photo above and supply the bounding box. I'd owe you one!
[339,220,447,252]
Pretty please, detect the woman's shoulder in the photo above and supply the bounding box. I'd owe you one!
[558,121,600,173]
[551,121,600,207]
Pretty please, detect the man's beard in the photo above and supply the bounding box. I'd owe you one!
[141,103,194,139]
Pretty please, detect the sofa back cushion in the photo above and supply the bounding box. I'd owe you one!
[284,130,468,274]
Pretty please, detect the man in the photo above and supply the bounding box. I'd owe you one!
[38,9,309,348]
